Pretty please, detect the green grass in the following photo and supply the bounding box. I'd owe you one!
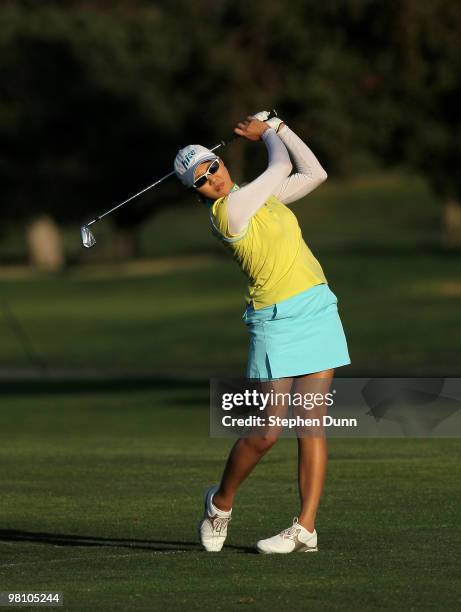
[0,171,442,263]
[138,171,443,257]
[1,384,460,610]
[0,248,460,375]
[1,171,459,375]
[0,171,460,609]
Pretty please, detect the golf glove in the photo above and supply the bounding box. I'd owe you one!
[252,110,271,122]
[252,110,284,133]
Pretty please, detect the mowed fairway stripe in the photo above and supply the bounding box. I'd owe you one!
[0,550,192,568]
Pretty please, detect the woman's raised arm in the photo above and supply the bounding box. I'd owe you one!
[227,124,292,235]
[272,125,328,205]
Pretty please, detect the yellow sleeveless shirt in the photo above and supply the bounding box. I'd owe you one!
[209,187,327,310]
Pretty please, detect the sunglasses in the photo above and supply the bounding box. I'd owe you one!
[193,159,220,189]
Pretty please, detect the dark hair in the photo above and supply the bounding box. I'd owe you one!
[187,187,213,207]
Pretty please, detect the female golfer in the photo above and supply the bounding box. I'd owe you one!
[174,112,351,553]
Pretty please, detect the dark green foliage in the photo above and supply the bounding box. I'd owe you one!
[0,3,191,227]
[0,0,459,233]
[389,1,461,200]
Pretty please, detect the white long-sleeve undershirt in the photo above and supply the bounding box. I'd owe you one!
[227,125,328,235]
[274,125,328,204]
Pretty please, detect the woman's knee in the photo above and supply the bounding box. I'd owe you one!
[244,434,279,454]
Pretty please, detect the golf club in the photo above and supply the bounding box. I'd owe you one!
[80,109,278,248]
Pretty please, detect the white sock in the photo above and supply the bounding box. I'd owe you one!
[208,492,232,518]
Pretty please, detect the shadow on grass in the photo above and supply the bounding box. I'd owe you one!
[148,240,461,258]
[0,529,256,554]
[0,377,209,398]
[318,242,461,257]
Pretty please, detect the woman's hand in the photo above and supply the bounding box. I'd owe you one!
[234,116,270,141]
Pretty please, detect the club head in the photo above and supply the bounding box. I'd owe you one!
[81,225,96,249]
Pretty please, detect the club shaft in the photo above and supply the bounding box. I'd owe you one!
[86,143,226,226]
[87,170,176,226]
[86,109,277,227]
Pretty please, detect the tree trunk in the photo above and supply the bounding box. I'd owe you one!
[113,225,139,260]
[27,215,65,271]
[441,199,461,249]
[227,139,245,184]
[226,94,252,185]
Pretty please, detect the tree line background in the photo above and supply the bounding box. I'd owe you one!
[1,0,460,267]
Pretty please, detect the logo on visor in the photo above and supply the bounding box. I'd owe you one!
[181,150,196,170]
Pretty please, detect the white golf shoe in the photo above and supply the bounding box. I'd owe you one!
[256,517,318,554]
[198,485,232,552]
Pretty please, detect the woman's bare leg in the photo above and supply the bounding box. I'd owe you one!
[292,368,334,532]
[213,377,293,512]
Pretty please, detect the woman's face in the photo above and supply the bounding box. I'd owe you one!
[194,157,234,200]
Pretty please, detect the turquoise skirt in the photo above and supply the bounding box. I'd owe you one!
[242,283,351,380]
